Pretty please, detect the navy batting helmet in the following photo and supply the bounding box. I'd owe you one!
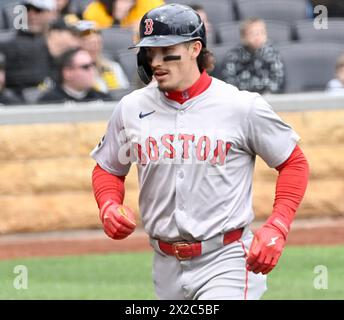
[131,4,206,84]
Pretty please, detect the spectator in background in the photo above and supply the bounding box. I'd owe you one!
[0,53,22,106]
[22,0,57,33]
[46,19,80,61]
[82,0,164,29]
[326,53,344,94]
[43,19,81,90]
[0,0,57,99]
[189,4,218,46]
[38,47,112,103]
[221,18,284,94]
[77,20,130,92]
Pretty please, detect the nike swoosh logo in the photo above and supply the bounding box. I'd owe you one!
[139,110,156,119]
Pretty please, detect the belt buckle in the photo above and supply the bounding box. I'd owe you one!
[172,242,191,261]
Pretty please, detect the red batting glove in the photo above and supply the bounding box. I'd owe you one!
[99,200,136,240]
[246,224,286,275]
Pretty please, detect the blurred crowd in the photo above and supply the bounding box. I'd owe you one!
[1,0,344,106]
[0,0,162,105]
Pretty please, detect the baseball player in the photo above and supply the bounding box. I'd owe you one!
[91,4,309,300]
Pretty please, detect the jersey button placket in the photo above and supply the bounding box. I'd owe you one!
[177,109,185,127]
[175,109,186,217]
[175,167,186,213]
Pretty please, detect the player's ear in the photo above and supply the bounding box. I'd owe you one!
[190,41,202,60]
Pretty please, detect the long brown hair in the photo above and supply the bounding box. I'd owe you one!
[197,47,215,73]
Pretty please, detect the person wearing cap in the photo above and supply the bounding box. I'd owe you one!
[82,0,164,29]
[41,18,81,91]
[0,53,22,106]
[0,0,57,99]
[38,47,112,104]
[22,0,58,33]
[77,20,130,92]
[45,19,80,60]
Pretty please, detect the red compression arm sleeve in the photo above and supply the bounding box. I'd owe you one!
[92,164,125,209]
[265,145,310,238]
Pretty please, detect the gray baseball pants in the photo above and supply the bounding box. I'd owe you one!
[150,227,267,300]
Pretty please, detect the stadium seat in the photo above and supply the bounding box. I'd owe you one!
[165,0,235,25]
[22,87,42,104]
[69,0,92,17]
[235,0,308,24]
[117,50,137,85]
[1,2,20,30]
[0,7,5,29]
[278,42,344,92]
[216,22,241,46]
[0,0,10,8]
[217,20,291,45]
[295,18,344,43]
[0,29,15,45]
[209,44,237,80]
[101,27,134,57]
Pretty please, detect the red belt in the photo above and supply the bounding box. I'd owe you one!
[158,228,244,261]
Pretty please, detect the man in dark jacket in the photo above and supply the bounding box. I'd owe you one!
[0,53,22,105]
[38,47,112,103]
[0,0,57,98]
[221,18,285,94]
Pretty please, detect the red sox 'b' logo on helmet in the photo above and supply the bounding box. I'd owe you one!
[144,18,154,35]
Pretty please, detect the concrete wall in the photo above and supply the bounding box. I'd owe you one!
[1,108,343,233]
[254,109,344,219]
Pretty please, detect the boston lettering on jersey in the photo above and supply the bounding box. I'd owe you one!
[125,134,232,166]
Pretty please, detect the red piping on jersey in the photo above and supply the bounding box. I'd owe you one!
[92,164,125,209]
[238,240,249,300]
[163,70,212,104]
[266,145,309,238]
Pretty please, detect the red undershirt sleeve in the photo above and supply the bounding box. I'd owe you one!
[92,164,125,209]
[265,145,310,238]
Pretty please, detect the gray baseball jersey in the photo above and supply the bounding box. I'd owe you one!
[91,78,299,242]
